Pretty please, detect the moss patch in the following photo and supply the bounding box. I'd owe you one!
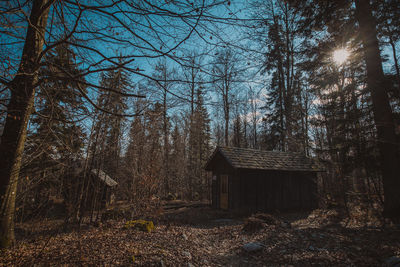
[125,220,155,233]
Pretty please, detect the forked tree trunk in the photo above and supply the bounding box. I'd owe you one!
[355,0,400,220]
[0,0,53,248]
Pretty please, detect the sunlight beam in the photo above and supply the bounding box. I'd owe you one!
[333,48,349,65]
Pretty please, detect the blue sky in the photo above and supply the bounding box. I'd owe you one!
[2,0,400,145]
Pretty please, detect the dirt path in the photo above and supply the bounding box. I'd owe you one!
[1,205,400,266]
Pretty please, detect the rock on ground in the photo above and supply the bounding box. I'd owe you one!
[242,242,264,252]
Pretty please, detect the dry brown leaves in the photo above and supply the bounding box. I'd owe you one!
[1,206,399,266]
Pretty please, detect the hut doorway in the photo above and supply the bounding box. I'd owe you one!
[220,174,229,209]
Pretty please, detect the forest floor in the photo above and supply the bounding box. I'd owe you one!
[1,201,400,266]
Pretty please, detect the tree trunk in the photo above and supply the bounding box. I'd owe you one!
[163,77,169,195]
[355,0,400,220]
[224,98,229,146]
[0,0,52,248]
[224,83,230,146]
[388,37,400,96]
[0,0,53,248]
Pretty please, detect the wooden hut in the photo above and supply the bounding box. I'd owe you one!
[89,169,117,208]
[63,163,118,211]
[205,146,322,211]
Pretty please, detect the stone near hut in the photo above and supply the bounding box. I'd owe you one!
[242,242,264,252]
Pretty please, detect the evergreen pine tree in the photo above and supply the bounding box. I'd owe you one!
[22,44,87,214]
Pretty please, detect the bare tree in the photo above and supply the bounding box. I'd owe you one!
[248,86,261,149]
[0,0,222,247]
[210,48,240,146]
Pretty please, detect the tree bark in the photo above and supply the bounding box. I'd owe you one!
[355,0,400,220]
[162,69,169,195]
[0,0,53,248]
[388,37,400,96]
[224,88,230,146]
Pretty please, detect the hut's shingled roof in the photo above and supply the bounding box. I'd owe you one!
[205,146,322,172]
[91,169,118,187]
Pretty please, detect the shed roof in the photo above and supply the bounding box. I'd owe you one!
[91,169,118,187]
[205,146,322,172]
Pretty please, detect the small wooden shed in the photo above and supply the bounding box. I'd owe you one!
[89,169,117,208]
[63,163,118,210]
[205,147,321,211]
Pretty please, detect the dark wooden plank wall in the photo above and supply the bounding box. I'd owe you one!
[236,169,317,211]
[211,178,217,208]
[232,169,240,209]
[208,153,318,211]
